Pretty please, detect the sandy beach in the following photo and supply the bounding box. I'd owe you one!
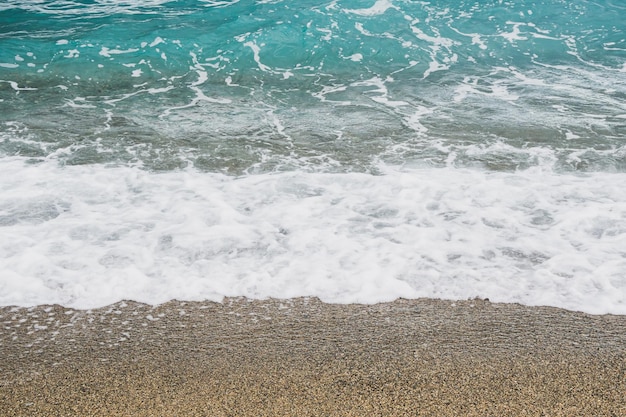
[1,297,625,416]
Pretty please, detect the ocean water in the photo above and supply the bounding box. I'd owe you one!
[1,0,625,313]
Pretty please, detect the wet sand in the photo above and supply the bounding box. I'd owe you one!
[1,297,625,416]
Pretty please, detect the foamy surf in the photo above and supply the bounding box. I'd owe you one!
[1,157,624,314]
[2,0,626,314]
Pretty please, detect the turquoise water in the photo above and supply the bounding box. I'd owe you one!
[1,1,626,312]
[2,0,625,173]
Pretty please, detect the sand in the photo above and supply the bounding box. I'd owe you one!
[1,297,625,416]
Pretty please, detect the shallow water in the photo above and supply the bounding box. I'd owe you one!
[1,0,625,313]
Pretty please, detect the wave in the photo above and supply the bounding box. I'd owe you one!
[1,157,624,313]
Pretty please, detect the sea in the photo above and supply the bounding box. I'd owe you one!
[1,0,625,314]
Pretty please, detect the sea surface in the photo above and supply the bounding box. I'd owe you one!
[1,0,625,313]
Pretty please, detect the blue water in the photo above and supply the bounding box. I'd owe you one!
[1,0,626,312]
[2,0,625,172]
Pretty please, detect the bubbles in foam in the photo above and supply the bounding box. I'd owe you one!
[0,157,625,314]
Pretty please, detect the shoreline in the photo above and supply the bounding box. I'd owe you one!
[2,297,625,416]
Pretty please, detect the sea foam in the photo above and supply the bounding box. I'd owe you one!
[2,0,626,314]
[1,158,624,314]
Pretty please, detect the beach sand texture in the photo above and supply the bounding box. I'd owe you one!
[1,297,625,416]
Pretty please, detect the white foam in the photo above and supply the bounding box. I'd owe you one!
[0,0,175,15]
[454,76,519,103]
[500,21,529,43]
[63,49,80,59]
[0,158,625,314]
[242,41,271,72]
[0,80,37,91]
[200,0,241,7]
[403,106,431,135]
[311,84,351,105]
[351,77,409,107]
[409,25,456,78]
[345,0,397,16]
[316,27,333,42]
[99,47,139,58]
[149,37,165,47]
